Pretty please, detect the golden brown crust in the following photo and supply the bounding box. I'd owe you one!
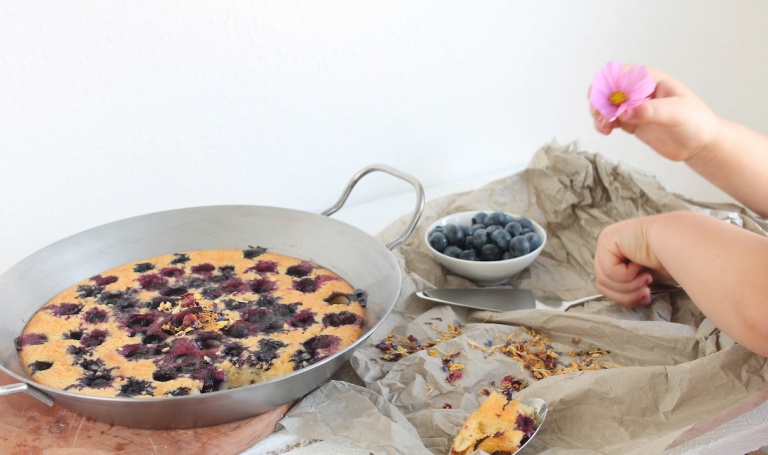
[450,393,534,455]
[16,248,366,398]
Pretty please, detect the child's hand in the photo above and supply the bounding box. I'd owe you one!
[595,212,768,357]
[590,65,721,164]
[592,216,672,307]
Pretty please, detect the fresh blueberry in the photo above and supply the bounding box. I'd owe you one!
[480,244,502,261]
[443,245,463,258]
[502,251,514,260]
[429,232,449,252]
[460,224,475,237]
[459,249,478,261]
[491,229,512,250]
[513,216,534,230]
[472,229,490,250]
[504,221,523,237]
[509,236,531,258]
[486,225,502,234]
[471,223,486,231]
[484,211,510,227]
[463,236,476,250]
[524,232,542,251]
[471,212,488,225]
[442,224,465,246]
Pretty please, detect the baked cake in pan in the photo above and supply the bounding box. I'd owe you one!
[15,247,367,398]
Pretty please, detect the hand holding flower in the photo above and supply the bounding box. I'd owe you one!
[588,62,720,164]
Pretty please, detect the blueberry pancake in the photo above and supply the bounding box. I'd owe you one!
[16,247,367,398]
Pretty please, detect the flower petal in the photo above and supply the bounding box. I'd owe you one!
[624,65,650,86]
[601,104,621,121]
[590,70,612,96]
[589,91,615,119]
[612,104,628,120]
[625,76,656,100]
[622,65,656,100]
[603,60,625,89]
[621,98,646,111]
[590,63,621,118]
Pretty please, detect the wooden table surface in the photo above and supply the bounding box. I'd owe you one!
[0,370,293,455]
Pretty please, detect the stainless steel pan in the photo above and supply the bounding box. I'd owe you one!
[0,164,424,429]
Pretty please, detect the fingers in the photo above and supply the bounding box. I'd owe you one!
[593,218,659,308]
[593,250,654,307]
[592,107,635,135]
[617,96,688,127]
[588,83,613,135]
[595,271,654,308]
[593,111,613,135]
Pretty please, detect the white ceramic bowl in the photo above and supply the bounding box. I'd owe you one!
[424,210,547,286]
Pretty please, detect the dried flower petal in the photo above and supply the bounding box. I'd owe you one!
[373,324,462,362]
[446,371,463,385]
[498,327,615,381]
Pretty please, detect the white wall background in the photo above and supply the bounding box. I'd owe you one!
[2,1,768,274]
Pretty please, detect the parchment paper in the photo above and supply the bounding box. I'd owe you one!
[265,141,768,454]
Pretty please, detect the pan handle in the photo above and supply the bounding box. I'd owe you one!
[321,164,425,250]
[0,382,55,406]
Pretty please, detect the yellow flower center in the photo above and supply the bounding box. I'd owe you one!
[609,91,628,106]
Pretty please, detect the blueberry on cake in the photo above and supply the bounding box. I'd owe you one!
[450,392,537,455]
[16,247,367,398]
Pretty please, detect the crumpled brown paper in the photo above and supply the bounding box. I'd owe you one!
[269,141,768,454]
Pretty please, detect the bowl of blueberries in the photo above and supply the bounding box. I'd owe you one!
[424,210,546,286]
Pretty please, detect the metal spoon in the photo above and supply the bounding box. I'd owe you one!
[536,283,683,311]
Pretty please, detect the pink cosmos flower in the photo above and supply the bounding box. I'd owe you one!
[589,61,656,121]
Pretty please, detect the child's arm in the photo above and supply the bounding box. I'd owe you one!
[594,211,768,357]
